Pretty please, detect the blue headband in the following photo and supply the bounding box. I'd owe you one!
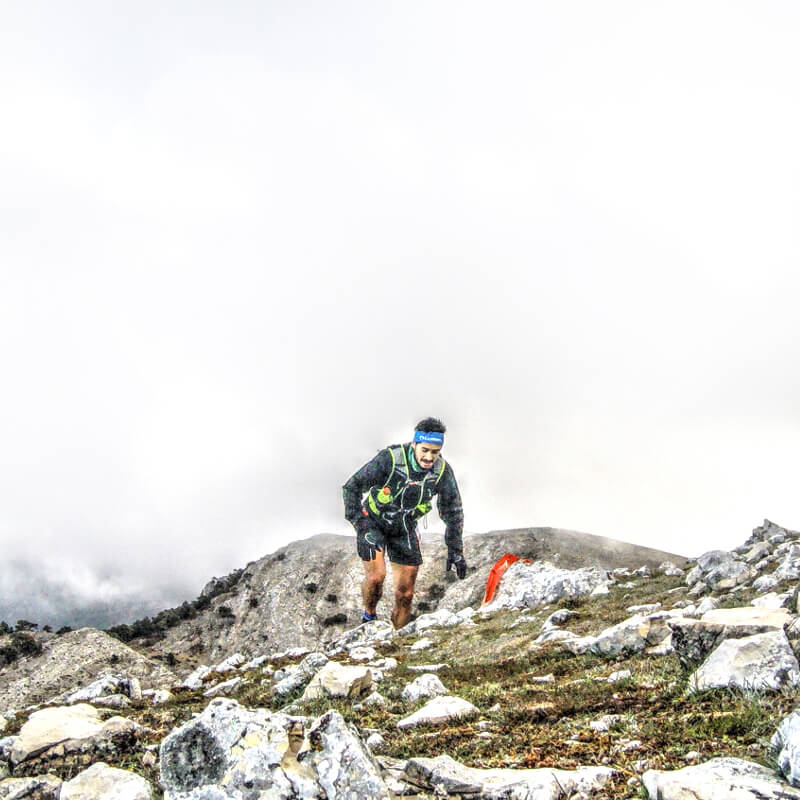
[414,430,444,445]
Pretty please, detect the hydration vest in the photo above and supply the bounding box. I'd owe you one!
[364,444,446,529]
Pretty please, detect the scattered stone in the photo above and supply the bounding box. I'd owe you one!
[410,638,434,651]
[407,663,446,672]
[590,715,622,733]
[752,592,793,610]
[688,630,800,692]
[772,708,800,786]
[239,655,268,671]
[627,603,661,614]
[642,756,800,799]
[364,691,387,707]
[213,653,245,673]
[181,665,212,691]
[202,676,242,698]
[401,674,448,703]
[669,607,791,669]
[397,696,479,729]
[272,652,328,697]
[0,775,62,799]
[405,753,615,797]
[608,669,632,684]
[10,704,140,768]
[152,690,173,705]
[366,732,385,752]
[59,762,153,799]
[348,645,378,662]
[301,661,372,701]
[91,694,131,710]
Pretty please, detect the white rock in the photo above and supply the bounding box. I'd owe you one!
[364,691,387,707]
[203,676,242,697]
[404,753,615,797]
[60,762,153,800]
[643,756,800,799]
[590,714,622,732]
[401,674,448,703]
[10,704,139,767]
[695,597,719,616]
[410,638,434,651]
[240,655,268,671]
[366,732,386,752]
[152,690,173,705]
[214,653,245,673]
[627,603,661,614]
[751,593,793,610]
[408,663,446,672]
[348,646,378,662]
[772,709,800,789]
[689,631,800,692]
[302,661,372,701]
[608,669,632,683]
[181,664,212,690]
[397,696,479,729]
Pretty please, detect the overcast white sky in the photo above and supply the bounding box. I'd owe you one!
[2,1,799,624]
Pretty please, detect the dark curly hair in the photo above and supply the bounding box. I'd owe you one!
[414,417,446,434]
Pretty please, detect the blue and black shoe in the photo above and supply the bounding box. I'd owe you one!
[361,611,377,623]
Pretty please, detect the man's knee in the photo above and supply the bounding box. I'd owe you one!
[394,583,414,606]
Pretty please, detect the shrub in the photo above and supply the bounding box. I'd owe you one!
[249,597,259,608]
[325,593,338,603]
[304,583,318,594]
[217,606,235,619]
[323,613,348,627]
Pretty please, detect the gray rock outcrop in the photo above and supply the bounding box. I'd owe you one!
[159,697,388,799]
[688,630,800,692]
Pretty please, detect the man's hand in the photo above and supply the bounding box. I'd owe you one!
[355,517,381,562]
[446,549,467,579]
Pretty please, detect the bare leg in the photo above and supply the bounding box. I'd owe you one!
[361,549,387,615]
[390,563,419,629]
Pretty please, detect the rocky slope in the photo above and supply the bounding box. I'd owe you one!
[132,527,687,665]
[3,519,800,799]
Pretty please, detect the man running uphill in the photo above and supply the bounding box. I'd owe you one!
[342,417,467,629]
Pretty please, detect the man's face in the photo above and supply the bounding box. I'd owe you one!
[412,441,442,470]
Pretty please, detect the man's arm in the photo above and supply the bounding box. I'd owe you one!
[437,464,465,563]
[342,449,392,525]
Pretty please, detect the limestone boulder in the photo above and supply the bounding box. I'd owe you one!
[301,661,371,701]
[272,652,328,698]
[401,674,448,703]
[669,607,791,668]
[10,704,141,768]
[0,775,62,799]
[60,762,153,800]
[159,698,388,800]
[688,630,800,692]
[642,756,800,799]
[772,709,800,787]
[397,696,478,730]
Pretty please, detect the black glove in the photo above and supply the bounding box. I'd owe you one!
[355,517,381,562]
[446,549,467,579]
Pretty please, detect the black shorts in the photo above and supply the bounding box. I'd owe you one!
[360,520,422,566]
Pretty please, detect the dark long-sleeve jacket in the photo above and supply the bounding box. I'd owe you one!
[342,443,464,555]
